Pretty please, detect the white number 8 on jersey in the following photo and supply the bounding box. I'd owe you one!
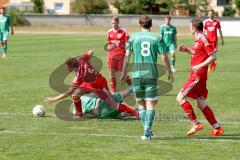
[141,41,151,56]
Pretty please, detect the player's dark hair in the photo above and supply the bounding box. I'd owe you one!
[65,57,78,68]
[111,16,119,21]
[208,9,214,13]
[191,18,203,31]
[139,16,152,29]
[165,16,171,20]
[0,7,5,10]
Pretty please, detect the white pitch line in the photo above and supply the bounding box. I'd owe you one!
[1,112,240,125]
[0,130,238,142]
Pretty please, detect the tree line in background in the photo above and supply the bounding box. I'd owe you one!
[6,0,240,26]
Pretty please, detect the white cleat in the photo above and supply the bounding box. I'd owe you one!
[171,67,176,72]
[2,53,6,58]
[141,136,151,141]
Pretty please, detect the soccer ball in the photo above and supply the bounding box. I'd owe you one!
[32,105,46,117]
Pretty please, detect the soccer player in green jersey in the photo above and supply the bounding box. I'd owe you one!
[121,16,173,140]
[72,87,136,119]
[160,16,177,72]
[0,7,14,58]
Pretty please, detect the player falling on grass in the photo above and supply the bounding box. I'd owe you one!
[107,16,132,92]
[177,18,224,136]
[45,50,138,118]
[121,16,173,140]
[160,16,177,72]
[0,7,14,58]
[204,10,224,72]
[73,87,137,119]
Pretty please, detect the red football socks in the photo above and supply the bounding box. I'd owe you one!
[181,101,198,122]
[201,105,219,128]
[73,99,83,117]
[117,104,138,116]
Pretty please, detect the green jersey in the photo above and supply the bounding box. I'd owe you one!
[80,93,123,115]
[0,14,11,32]
[127,31,167,79]
[160,24,177,46]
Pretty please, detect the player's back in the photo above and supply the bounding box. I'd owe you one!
[130,31,162,79]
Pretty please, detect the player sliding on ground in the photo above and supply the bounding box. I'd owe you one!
[107,16,132,92]
[73,87,137,119]
[0,7,14,58]
[177,18,224,136]
[121,16,173,140]
[45,50,138,118]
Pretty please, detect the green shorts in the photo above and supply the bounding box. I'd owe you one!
[0,31,9,41]
[133,78,158,101]
[98,100,121,118]
[166,43,176,53]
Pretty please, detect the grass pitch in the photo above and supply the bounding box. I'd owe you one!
[0,34,240,160]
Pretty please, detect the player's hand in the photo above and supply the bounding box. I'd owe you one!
[44,97,56,104]
[192,65,201,72]
[178,45,188,52]
[221,40,224,46]
[11,31,14,35]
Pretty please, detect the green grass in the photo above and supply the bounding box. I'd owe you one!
[0,34,240,160]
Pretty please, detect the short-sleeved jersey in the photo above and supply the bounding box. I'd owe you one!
[0,14,10,32]
[80,93,123,114]
[160,24,177,46]
[107,28,129,56]
[190,34,216,80]
[127,31,167,79]
[204,19,221,42]
[72,52,102,87]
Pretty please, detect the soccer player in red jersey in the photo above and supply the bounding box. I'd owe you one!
[204,10,224,72]
[45,50,138,118]
[177,18,224,136]
[107,16,132,92]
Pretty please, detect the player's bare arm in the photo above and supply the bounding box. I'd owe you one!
[178,45,193,54]
[161,54,174,82]
[10,18,14,35]
[44,86,75,104]
[218,28,224,46]
[120,50,131,83]
[192,53,217,72]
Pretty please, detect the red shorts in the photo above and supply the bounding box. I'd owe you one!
[181,76,208,100]
[108,54,125,72]
[73,76,113,101]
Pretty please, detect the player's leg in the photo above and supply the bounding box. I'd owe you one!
[170,43,176,72]
[196,97,224,136]
[2,32,9,58]
[72,88,85,117]
[209,42,217,72]
[176,91,203,136]
[0,33,4,58]
[109,69,117,93]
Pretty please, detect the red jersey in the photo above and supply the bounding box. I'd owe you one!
[204,19,221,42]
[107,28,129,56]
[190,34,216,80]
[72,52,102,87]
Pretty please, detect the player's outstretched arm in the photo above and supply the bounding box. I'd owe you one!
[120,50,131,84]
[44,87,75,104]
[192,53,217,72]
[218,28,224,46]
[178,45,193,54]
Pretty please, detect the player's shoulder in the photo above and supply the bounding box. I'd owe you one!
[107,28,114,34]
[160,24,166,28]
[199,34,210,45]
[119,28,128,33]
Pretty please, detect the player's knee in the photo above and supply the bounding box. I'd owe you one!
[176,94,184,104]
[71,95,80,102]
[196,98,206,110]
